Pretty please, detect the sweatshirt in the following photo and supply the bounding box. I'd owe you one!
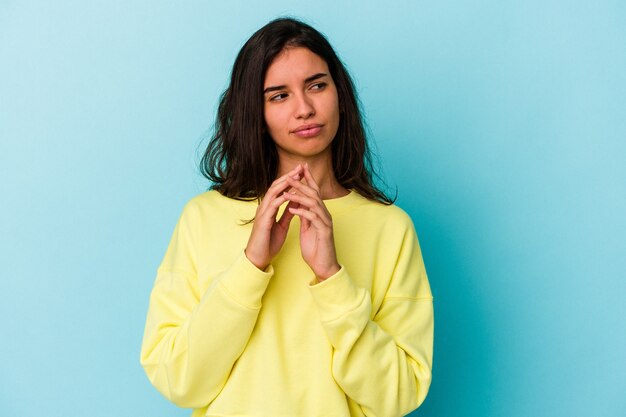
[140,189,434,417]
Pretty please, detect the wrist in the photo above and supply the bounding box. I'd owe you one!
[244,248,269,271]
[314,262,341,282]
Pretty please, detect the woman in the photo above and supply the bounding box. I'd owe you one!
[141,17,433,417]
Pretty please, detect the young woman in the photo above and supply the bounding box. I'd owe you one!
[141,17,433,417]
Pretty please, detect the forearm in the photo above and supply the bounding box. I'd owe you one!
[309,268,434,416]
[140,251,273,408]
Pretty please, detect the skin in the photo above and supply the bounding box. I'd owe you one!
[245,47,348,282]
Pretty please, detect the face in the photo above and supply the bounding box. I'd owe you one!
[263,47,340,164]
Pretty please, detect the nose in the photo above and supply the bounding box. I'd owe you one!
[294,93,315,119]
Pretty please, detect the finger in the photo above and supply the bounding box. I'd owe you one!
[301,165,333,219]
[301,212,311,230]
[283,192,331,227]
[288,207,331,232]
[276,200,298,229]
[261,181,291,210]
[257,193,288,223]
[285,176,319,199]
[303,163,321,194]
[263,175,305,216]
[268,166,303,195]
[261,167,303,207]
[283,189,316,208]
[285,176,332,221]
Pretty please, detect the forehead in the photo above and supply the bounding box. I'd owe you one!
[264,47,330,85]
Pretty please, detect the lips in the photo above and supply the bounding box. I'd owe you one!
[292,124,323,138]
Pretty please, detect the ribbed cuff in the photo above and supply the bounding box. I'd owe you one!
[217,250,274,310]
[308,266,367,323]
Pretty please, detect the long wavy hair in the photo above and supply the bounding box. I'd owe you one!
[200,17,394,204]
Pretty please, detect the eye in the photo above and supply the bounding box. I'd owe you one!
[310,82,327,91]
[269,92,288,102]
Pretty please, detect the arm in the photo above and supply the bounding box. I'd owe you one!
[140,202,273,408]
[284,165,433,414]
[309,223,434,417]
[140,165,305,408]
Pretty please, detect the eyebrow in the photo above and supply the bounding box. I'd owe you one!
[263,73,328,94]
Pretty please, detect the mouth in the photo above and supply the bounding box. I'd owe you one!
[292,124,323,138]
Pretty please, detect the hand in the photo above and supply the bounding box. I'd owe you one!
[245,165,303,270]
[284,164,341,281]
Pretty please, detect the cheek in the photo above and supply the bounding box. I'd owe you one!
[264,107,286,134]
[263,108,276,133]
[329,96,341,126]
[327,88,340,120]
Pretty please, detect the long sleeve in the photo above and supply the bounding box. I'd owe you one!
[308,219,434,417]
[139,201,272,408]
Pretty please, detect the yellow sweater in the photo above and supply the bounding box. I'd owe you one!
[140,190,433,417]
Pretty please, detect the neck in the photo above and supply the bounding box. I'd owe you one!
[277,154,348,200]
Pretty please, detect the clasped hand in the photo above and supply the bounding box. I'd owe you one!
[245,164,340,282]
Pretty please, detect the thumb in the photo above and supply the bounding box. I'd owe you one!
[277,201,299,229]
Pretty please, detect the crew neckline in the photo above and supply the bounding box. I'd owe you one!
[322,189,361,212]
[322,189,354,202]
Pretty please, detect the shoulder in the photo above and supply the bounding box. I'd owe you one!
[178,190,256,224]
[184,189,232,210]
[347,192,416,233]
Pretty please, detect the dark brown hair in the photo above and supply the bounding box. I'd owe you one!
[200,17,394,204]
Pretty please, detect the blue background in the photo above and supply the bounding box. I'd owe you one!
[1,1,624,416]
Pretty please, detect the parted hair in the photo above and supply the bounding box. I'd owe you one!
[200,17,393,204]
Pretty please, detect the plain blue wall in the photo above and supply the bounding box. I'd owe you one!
[1,1,624,416]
